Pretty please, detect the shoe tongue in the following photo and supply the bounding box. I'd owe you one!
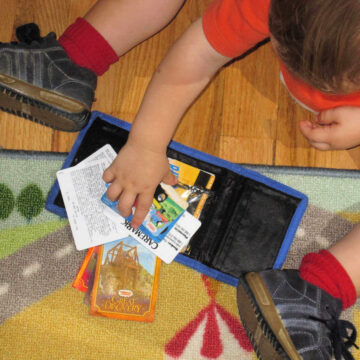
[16,23,43,44]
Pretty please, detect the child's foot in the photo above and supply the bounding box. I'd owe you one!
[237,269,358,360]
[0,23,97,131]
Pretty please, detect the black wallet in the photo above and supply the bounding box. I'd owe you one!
[46,111,308,286]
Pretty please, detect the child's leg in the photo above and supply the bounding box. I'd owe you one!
[84,0,185,56]
[328,223,360,295]
[59,0,185,76]
[0,0,185,130]
[299,224,360,309]
[237,225,360,360]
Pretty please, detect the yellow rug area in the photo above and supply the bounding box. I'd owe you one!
[0,261,254,360]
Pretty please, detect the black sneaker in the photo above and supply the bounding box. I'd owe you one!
[237,269,358,360]
[0,23,97,131]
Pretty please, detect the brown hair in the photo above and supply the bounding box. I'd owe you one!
[269,0,360,94]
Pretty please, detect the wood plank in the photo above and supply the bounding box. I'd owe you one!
[220,42,279,164]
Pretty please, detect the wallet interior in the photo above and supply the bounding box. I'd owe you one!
[54,116,301,278]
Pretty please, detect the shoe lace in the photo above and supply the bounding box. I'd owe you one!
[309,305,358,360]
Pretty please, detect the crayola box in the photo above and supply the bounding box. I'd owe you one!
[168,158,215,218]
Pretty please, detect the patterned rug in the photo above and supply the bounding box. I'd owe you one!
[1,150,360,360]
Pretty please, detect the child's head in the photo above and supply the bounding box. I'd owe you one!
[269,0,360,94]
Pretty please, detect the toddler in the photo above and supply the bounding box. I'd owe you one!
[1,1,360,358]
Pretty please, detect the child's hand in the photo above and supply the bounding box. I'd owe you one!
[299,106,360,150]
[103,141,177,229]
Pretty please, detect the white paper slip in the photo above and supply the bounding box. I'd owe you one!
[74,143,117,168]
[57,158,129,250]
[103,206,201,264]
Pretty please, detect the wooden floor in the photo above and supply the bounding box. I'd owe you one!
[1,0,360,170]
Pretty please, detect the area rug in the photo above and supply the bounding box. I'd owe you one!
[0,149,360,360]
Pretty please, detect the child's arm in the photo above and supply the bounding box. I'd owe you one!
[299,106,360,150]
[103,18,231,228]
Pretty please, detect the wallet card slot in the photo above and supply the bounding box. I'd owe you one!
[183,173,247,265]
[209,179,253,268]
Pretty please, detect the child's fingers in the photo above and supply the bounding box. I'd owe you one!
[131,194,154,229]
[103,167,115,183]
[106,181,122,201]
[162,169,178,186]
[305,140,332,151]
[117,191,137,218]
[299,120,335,150]
[317,108,337,125]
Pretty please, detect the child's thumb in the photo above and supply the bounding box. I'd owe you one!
[162,169,178,186]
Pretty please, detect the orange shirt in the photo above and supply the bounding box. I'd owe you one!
[202,0,360,112]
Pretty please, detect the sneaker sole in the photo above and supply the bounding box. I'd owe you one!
[237,272,301,360]
[0,73,90,131]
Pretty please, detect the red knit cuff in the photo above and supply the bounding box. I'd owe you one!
[59,18,118,76]
[300,250,357,310]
